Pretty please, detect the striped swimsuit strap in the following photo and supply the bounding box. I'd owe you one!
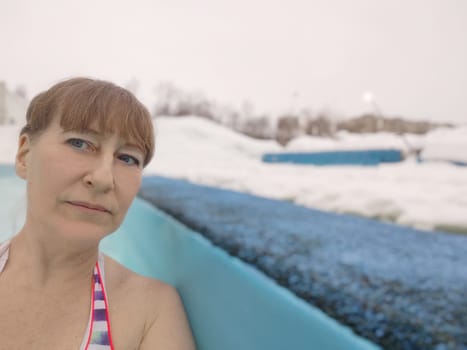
[80,254,115,350]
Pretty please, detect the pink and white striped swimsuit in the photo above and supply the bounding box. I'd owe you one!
[0,241,114,350]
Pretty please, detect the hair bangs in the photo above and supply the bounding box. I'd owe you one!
[49,79,154,166]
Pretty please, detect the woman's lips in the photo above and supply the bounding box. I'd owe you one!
[66,201,111,214]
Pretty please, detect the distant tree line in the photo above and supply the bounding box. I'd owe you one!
[152,82,453,146]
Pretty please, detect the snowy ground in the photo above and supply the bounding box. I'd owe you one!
[1,117,466,233]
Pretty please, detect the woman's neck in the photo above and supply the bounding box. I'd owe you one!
[7,227,99,290]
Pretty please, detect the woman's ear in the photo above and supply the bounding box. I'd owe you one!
[15,134,31,179]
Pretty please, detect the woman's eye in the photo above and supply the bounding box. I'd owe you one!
[119,154,141,166]
[67,138,90,150]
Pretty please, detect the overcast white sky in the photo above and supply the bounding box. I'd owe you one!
[1,0,466,122]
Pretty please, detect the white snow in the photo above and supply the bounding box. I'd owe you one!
[1,117,467,233]
[420,126,467,163]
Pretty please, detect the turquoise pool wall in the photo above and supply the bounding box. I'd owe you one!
[103,199,380,350]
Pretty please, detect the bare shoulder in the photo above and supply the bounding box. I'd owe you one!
[104,254,169,295]
[103,255,196,350]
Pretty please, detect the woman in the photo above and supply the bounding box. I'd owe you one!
[0,78,196,349]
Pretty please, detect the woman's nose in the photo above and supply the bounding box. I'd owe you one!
[83,156,115,193]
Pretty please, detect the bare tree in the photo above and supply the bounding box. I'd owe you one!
[276,115,301,145]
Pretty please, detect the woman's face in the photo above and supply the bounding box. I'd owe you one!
[16,116,145,242]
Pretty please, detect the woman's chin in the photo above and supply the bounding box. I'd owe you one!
[53,221,114,244]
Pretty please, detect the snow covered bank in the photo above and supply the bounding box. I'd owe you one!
[421,126,467,163]
[148,117,467,233]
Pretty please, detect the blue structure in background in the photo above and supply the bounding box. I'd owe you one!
[262,149,403,166]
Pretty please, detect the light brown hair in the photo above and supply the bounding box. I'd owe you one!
[21,77,155,166]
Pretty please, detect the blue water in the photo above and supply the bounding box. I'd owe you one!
[0,164,380,350]
[263,149,403,166]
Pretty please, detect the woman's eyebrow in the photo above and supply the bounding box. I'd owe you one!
[123,142,144,153]
[79,128,101,136]
[61,127,99,135]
